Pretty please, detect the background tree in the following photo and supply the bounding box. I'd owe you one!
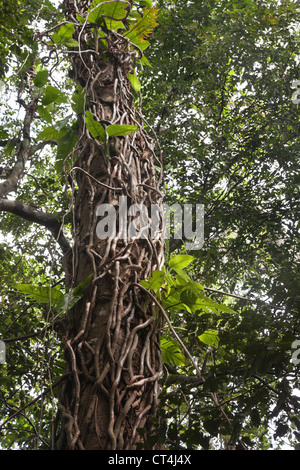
[0,0,299,450]
[142,0,300,449]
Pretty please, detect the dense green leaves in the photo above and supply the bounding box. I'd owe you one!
[168,254,195,272]
[85,111,137,141]
[86,0,129,25]
[124,6,158,45]
[161,335,186,366]
[84,111,106,142]
[15,275,93,313]
[142,0,300,450]
[0,0,299,451]
[51,23,79,47]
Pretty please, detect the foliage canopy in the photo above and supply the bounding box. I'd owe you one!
[0,0,299,450]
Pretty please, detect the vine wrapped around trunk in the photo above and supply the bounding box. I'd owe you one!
[55,0,165,450]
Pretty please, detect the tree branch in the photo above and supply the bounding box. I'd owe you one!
[0,98,39,199]
[0,198,71,254]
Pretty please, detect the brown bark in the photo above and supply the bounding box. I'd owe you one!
[55,0,164,450]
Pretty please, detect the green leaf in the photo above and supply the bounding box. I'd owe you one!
[42,85,67,106]
[180,289,198,306]
[106,124,137,137]
[73,274,93,296]
[57,275,93,311]
[37,126,59,141]
[37,105,52,124]
[56,128,78,173]
[87,0,129,26]
[52,23,78,47]
[71,85,85,114]
[104,18,125,31]
[127,70,141,92]
[84,110,106,142]
[140,270,165,293]
[174,269,191,284]
[169,254,195,272]
[139,55,151,67]
[55,114,73,131]
[161,336,186,366]
[198,330,219,347]
[37,115,73,141]
[34,69,48,87]
[140,0,153,6]
[124,6,158,43]
[15,284,64,306]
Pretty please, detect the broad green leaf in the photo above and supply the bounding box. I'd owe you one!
[71,85,85,114]
[140,270,165,293]
[192,295,236,315]
[127,70,141,92]
[64,38,79,48]
[162,267,176,287]
[52,23,78,47]
[169,254,195,272]
[15,284,64,305]
[87,0,129,25]
[37,125,60,141]
[42,85,67,106]
[57,128,78,160]
[58,275,93,311]
[34,69,48,87]
[139,55,151,67]
[161,336,186,366]
[57,23,75,40]
[191,280,204,291]
[124,6,158,43]
[104,18,125,31]
[0,126,9,140]
[56,128,78,173]
[193,296,220,314]
[180,289,198,306]
[140,0,153,6]
[37,116,73,141]
[57,291,81,311]
[129,37,150,51]
[198,330,219,347]
[84,110,106,142]
[106,124,137,137]
[37,105,52,124]
[174,269,191,285]
[76,14,85,24]
[213,303,236,314]
[73,274,93,296]
[55,114,73,131]
[60,274,93,310]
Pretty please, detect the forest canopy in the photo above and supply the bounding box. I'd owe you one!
[0,0,299,450]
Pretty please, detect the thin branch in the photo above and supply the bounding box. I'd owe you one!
[203,286,288,310]
[0,199,71,254]
[0,374,70,432]
[0,97,39,199]
[2,331,42,344]
[28,140,57,157]
[71,166,123,191]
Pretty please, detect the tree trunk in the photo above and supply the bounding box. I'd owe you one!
[55,0,165,450]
